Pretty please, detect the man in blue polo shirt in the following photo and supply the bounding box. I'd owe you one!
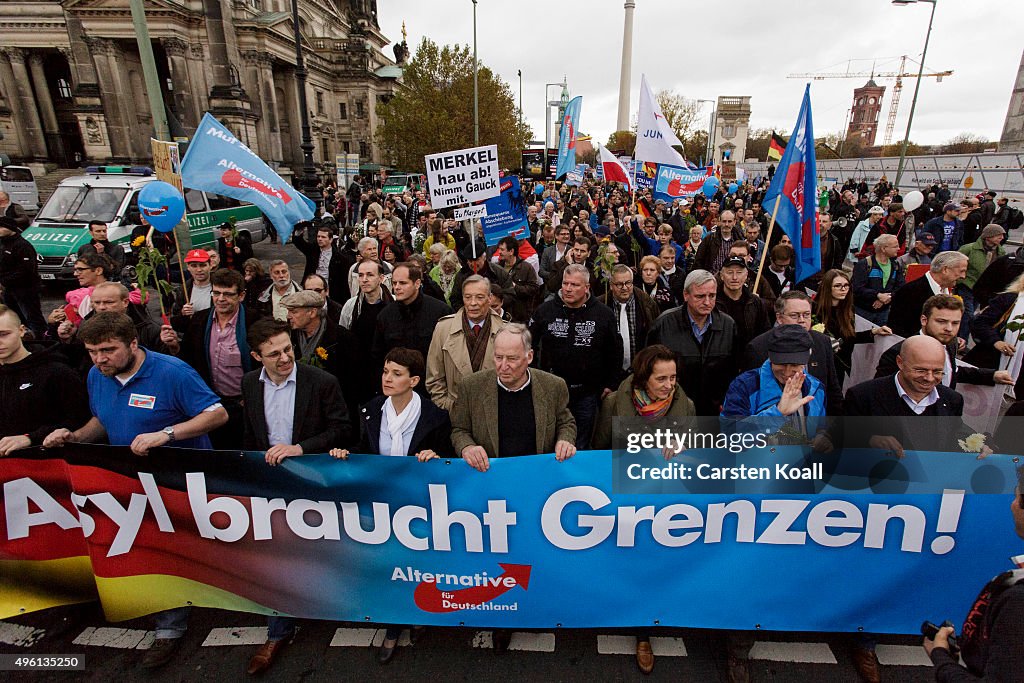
[43,312,227,668]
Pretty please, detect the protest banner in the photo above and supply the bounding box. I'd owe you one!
[480,176,528,246]
[180,112,315,244]
[335,153,347,190]
[565,164,587,187]
[2,444,1018,634]
[653,164,714,204]
[424,144,500,209]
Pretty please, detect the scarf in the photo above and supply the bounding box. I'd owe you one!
[462,312,492,373]
[383,392,421,457]
[297,318,327,362]
[632,386,674,422]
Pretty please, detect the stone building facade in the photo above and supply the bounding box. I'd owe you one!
[711,95,750,165]
[0,0,402,176]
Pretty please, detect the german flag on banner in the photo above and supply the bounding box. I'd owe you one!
[767,131,787,161]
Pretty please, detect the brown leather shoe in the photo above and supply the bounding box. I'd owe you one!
[246,639,287,676]
[635,639,654,675]
[140,637,180,669]
[852,646,881,683]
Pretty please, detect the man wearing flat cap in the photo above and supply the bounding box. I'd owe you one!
[0,214,46,337]
[282,288,361,437]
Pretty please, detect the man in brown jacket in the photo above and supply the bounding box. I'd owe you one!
[451,323,576,472]
[426,275,506,410]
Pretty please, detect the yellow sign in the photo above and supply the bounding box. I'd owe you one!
[150,138,190,250]
[964,174,974,189]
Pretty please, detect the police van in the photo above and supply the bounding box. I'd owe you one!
[0,165,40,214]
[24,165,267,281]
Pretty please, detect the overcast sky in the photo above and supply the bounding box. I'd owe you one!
[377,0,1023,149]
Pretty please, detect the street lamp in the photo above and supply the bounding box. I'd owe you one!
[291,0,322,212]
[472,0,479,147]
[892,0,937,188]
[517,69,523,131]
[697,99,715,166]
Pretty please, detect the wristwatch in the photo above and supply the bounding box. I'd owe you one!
[162,426,176,443]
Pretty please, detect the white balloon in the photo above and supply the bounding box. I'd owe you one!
[903,190,924,212]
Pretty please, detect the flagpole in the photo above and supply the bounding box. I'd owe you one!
[753,194,782,294]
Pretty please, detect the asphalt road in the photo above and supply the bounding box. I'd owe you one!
[0,602,937,682]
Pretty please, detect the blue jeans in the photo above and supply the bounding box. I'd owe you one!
[569,392,601,450]
[267,616,295,642]
[153,607,190,640]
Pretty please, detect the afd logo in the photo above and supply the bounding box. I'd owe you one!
[392,564,532,613]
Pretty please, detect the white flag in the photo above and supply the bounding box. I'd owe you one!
[634,74,685,166]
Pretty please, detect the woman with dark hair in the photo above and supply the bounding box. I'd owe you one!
[422,218,455,255]
[591,343,696,675]
[813,268,891,381]
[329,347,451,664]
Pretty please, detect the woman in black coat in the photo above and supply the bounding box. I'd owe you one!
[329,346,451,664]
[965,273,1024,370]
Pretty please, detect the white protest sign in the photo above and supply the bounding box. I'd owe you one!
[454,205,488,221]
[424,144,500,209]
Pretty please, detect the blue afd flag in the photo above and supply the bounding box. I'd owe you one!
[181,112,315,243]
[763,85,819,283]
[554,96,582,180]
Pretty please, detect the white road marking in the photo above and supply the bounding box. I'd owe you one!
[595,635,687,656]
[596,635,635,655]
[202,627,268,646]
[329,627,411,648]
[0,621,45,647]
[509,632,555,652]
[749,641,837,664]
[650,636,688,657]
[72,627,154,650]
[875,644,933,666]
[471,631,492,649]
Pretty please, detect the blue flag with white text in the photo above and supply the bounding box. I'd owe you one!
[554,96,582,180]
[762,85,820,283]
[181,112,315,244]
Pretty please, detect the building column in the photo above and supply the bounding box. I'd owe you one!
[161,37,197,131]
[187,43,210,115]
[1,48,47,160]
[87,38,131,161]
[261,59,283,163]
[28,52,65,163]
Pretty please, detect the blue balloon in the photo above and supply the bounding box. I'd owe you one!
[728,182,738,194]
[701,177,720,197]
[138,181,185,233]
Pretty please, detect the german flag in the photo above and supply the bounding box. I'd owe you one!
[767,131,786,161]
[635,196,653,218]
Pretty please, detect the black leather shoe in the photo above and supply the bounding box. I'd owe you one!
[376,638,397,665]
[409,626,426,645]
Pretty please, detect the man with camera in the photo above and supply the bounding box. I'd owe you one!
[923,466,1024,681]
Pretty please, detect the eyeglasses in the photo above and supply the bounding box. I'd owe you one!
[212,290,240,299]
[612,281,633,288]
[832,283,851,290]
[782,312,813,321]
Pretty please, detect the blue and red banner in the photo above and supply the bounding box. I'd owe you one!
[1,444,1019,633]
[480,176,529,247]
[181,112,315,244]
[653,164,714,204]
[763,85,820,283]
[554,96,582,181]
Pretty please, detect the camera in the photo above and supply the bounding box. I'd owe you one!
[921,620,959,656]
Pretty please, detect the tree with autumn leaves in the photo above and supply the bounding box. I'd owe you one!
[376,39,531,170]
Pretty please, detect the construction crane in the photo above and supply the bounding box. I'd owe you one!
[788,56,953,145]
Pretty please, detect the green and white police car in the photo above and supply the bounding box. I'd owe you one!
[24,165,267,282]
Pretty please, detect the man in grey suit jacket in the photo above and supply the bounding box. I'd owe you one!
[239,318,350,676]
[451,324,577,472]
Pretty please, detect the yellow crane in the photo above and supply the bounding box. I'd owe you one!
[788,56,953,145]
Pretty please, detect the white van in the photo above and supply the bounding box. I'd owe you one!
[0,165,40,214]
[25,165,266,281]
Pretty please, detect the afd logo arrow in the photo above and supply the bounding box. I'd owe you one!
[413,564,532,613]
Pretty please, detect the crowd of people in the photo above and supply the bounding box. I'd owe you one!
[1,170,1022,683]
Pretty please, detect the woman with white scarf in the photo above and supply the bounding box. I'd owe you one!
[329,347,452,664]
